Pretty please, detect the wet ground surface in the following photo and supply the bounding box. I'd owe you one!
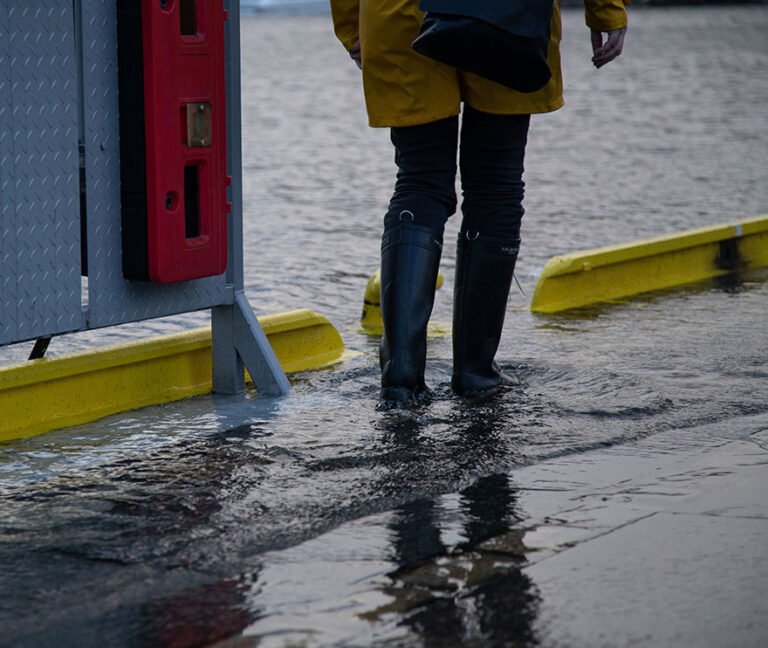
[1,6,768,647]
[210,414,768,648]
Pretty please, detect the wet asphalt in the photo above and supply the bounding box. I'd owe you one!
[209,411,768,647]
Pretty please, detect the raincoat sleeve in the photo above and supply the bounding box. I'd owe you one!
[584,0,629,32]
[330,0,360,51]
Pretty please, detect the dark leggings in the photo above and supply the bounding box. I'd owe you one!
[385,105,530,241]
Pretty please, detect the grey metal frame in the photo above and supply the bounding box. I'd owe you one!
[212,0,290,396]
[0,0,288,396]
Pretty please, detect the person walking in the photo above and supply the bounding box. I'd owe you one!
[331,0,628,405]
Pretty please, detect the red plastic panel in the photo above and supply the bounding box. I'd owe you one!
[141,0,229,283]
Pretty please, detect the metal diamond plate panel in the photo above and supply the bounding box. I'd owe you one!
[0,2,84,346]
[82,0,230,330]
[0,12,18,344]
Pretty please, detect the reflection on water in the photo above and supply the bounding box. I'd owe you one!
[1,6,767,647]
[226,462,543,648]
[380,474,540,648]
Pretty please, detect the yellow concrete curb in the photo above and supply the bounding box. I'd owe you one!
[0,309,344,442]
[531,215,768,314]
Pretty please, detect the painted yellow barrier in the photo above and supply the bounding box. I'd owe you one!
[531,215,768,314]
[0,309,344,442]
[361,269,445,335]
[257,309,345,374]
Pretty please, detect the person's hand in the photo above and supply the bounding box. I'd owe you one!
[349,39,362,69]
[591,26,627,68]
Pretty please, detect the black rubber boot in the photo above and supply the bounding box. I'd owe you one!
[379,221,443,406]
[451,232,519,400]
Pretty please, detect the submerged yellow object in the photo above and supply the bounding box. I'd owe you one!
[361,269,445,335]
[0,309,344,442]
[531,215,768,314]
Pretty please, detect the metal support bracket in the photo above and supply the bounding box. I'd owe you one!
[212,292,291,396]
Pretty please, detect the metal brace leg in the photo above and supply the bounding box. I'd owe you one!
[212,293,291,396]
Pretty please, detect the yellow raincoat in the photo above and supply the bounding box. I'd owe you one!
[331,0,628,127]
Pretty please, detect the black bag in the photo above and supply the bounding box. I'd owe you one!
[412,0,553,93]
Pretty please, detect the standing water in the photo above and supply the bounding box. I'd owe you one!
[1,6,767,647]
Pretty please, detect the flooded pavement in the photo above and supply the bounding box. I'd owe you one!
[1,5,768,648]
[211,413,768,648]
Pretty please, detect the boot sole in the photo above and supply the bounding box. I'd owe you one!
[378,386,432,410]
